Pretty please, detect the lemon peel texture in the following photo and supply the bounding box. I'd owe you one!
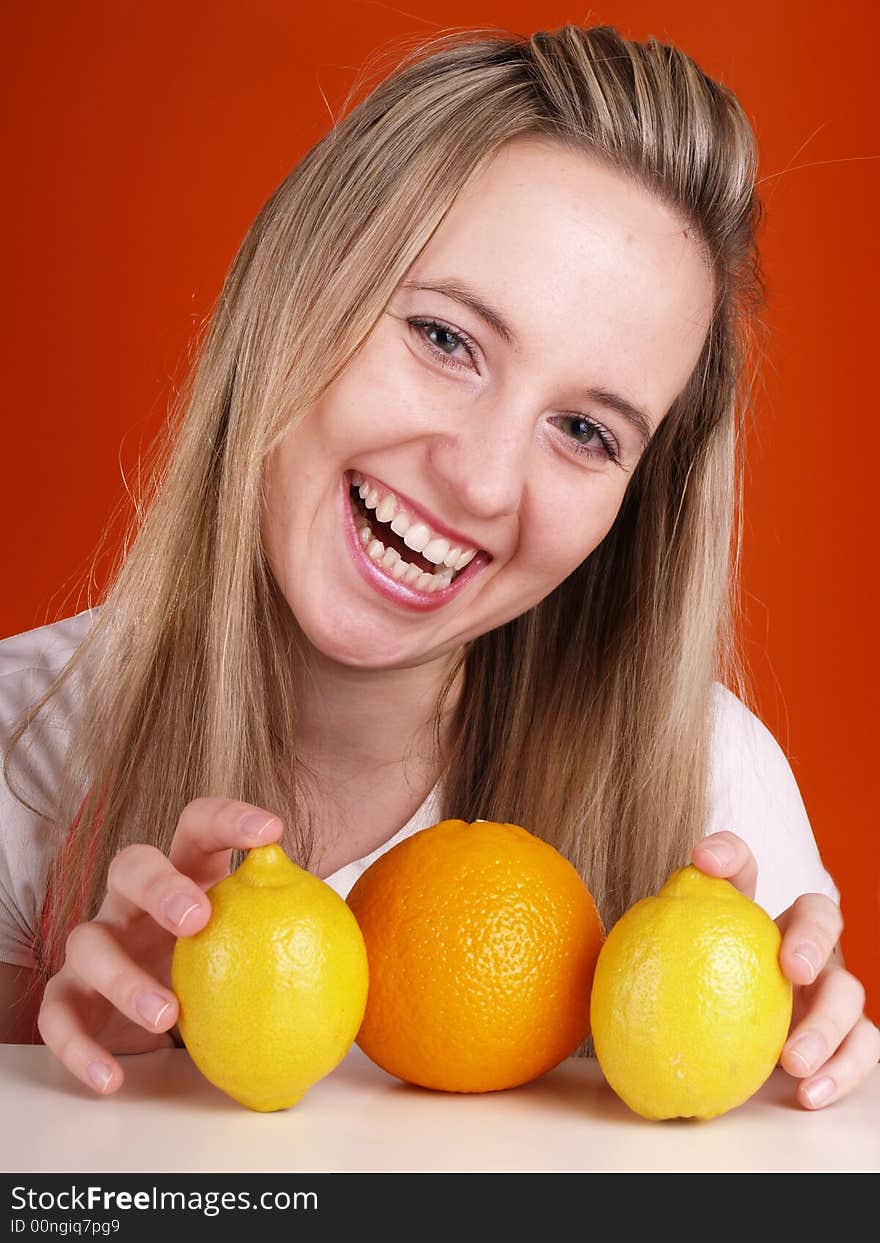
[172,844,369,1112]
[590,865,793,1121]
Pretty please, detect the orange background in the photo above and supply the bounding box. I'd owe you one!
[2,3,877,1018]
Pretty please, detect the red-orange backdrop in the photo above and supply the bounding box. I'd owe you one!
[2,2,877,1018]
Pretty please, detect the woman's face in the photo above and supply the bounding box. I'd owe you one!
[263,137,714,670]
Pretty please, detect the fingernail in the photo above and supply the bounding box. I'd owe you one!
[786,1032,823,1073]
[87,1061,113,1092]
[162,892,202,929]
[803,1076,834,1108]
[700,840,733,867]
[135,991,173,1028]
[793,942,821,982]
[240,812,279,840]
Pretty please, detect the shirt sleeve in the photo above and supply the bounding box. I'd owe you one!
[705,682,840,920]
[0,611,96,969]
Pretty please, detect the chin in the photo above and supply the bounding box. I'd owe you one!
[291,599,421,670]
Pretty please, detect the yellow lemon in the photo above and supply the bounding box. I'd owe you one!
[590,865,792,1120]
[171,844,369,1112]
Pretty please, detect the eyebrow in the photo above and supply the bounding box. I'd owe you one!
[400,278,656,450]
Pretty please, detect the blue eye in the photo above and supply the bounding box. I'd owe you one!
[408,317,478,370]
[553,414,621,464]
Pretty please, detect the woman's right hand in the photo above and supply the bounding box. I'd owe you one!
[37,797,283,1095]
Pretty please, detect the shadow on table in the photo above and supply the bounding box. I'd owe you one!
[30,1047,233,1113]
[381,1059,803,1126]
[381,1060,645,1126]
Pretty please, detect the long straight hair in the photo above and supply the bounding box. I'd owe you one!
[6,26,765,1043]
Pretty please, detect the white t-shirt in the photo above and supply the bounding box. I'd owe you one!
[0,609,840,970]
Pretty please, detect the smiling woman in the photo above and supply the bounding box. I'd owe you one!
[261,135,713,661]
[2,22,876,1110]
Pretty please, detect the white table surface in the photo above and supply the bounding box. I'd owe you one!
[1,1043,878,1174]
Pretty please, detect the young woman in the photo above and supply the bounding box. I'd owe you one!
[2,24,876,1108]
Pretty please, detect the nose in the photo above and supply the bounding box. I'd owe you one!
[426,391,533,523]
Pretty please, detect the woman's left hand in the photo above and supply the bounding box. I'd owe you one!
[691,830,880,1110]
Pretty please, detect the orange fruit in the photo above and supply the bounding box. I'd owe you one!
[346,819,604,1092]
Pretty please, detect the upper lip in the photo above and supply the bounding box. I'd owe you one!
[351,471,490,557]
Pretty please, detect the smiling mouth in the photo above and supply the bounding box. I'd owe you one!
[349,487,439,574]
[347,471,483,589]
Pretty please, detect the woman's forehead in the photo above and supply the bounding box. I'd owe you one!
[403,138,713,433]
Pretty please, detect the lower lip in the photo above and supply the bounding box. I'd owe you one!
[340,472,491,612]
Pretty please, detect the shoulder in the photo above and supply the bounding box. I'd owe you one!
[707,682,815,818]
[706,681,840,919]
[0,609,99,968]
[0,609,99,688]
[0,609,99,755]
[0,609,99,807]
[708,682,792,780]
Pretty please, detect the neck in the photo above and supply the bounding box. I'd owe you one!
[293,645,465,790]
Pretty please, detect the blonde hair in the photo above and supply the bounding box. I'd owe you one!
[6,25,765,1044]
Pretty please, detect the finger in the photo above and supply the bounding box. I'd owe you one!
[63,920,179,1035]
[691,831,758,899]
[780,964,866,1077]
[776,893,844,986]
[37,971,125,1096]
[168,797,284,885]
[104,802,283,936]
[796,1016,880,1110]
[102,843,213,937]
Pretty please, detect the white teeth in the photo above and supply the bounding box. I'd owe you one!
[357,480,480,563]
[355,523,462,593]
[390,511,410,537]
[443,546,463,568]
[350,473,484,590]
[422,537,451,566]
[403,523,431,554]
[376,495,397,523]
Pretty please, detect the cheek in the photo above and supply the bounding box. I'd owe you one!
[525,485,624,581]
[260,464,287,583]
[326,327,461,445]
[260,437,308,587]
